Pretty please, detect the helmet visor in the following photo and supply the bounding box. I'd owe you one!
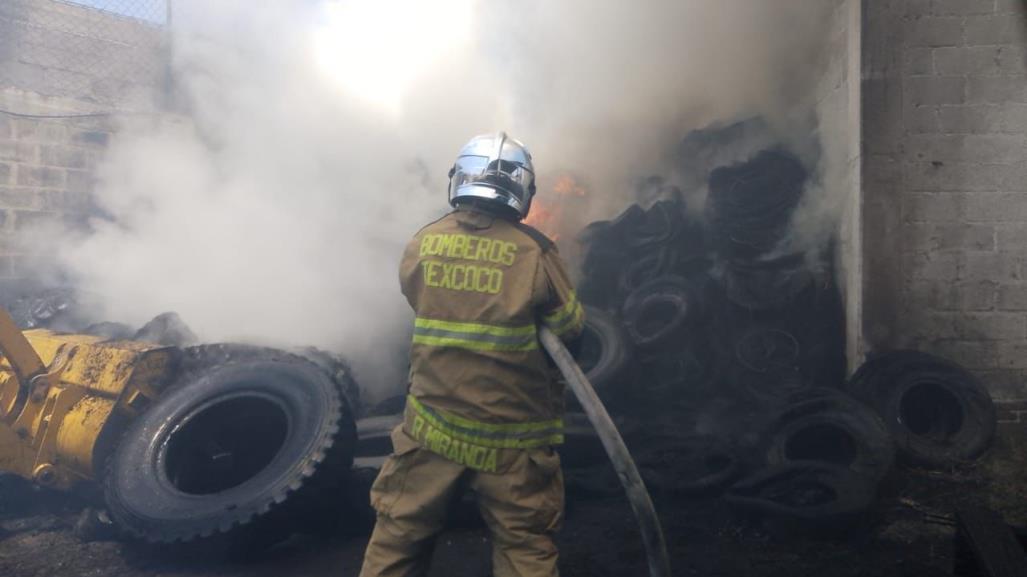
[449,154,535,204]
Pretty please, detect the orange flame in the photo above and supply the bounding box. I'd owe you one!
[524,175,587,241]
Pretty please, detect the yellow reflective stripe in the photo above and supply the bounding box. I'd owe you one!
[543,293,585,337]
[415,317,536,337]
[413,317,540,352]
[543,291,580,327]
[412,334,538,352]
[551,302,585,337]
[407,395,564,449]
[409,395,562,434]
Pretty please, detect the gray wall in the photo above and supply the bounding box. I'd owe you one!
[0,0,164,106]
[0,0,164,293]
[862,0,1027,399]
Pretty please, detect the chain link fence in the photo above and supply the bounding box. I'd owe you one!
[0,0,170,109]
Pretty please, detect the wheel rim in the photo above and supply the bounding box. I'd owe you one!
[160,392,290,495]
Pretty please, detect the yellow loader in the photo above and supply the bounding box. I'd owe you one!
[0,305,357,545]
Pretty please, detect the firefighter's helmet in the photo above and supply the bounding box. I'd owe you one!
[448,132,536,219]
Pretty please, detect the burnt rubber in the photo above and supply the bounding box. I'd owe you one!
[621,276,695,351]
[725,461,876,523]
[104,346,356,545]
[765,392,895,482]
[633,435,741,496]
[845,350,996,468]
[568,306,633,409]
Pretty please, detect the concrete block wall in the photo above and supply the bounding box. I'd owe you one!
[0,93,110,289]
[862,0,1027,400]
[0,0,163,295]
[0,0,165,107]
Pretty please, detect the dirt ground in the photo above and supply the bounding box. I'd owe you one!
[1,428,1026,577]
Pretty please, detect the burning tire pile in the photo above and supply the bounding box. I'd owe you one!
[570,140,998,528]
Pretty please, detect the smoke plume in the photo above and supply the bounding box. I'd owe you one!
[48,0,840,398]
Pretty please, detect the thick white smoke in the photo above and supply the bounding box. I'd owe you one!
[51,0,839,398]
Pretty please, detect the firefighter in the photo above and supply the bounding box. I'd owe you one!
[359,132,585,577]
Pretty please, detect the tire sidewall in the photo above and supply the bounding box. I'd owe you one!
[106,360,340,541]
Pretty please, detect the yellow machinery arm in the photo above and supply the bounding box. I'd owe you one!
[0,306,178,489]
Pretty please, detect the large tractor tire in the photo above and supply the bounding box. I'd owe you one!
[103,345,356,545]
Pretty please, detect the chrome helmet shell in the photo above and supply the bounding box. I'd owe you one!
[448,132,536,219]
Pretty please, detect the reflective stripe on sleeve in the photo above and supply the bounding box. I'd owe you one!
[407,394,564,449]
[542,292,585,337]
[412,317,539,352]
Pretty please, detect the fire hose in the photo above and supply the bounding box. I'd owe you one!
[538,326,672,577]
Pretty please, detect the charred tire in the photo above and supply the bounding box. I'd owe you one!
[617,249,675,299]
[621,276,694,351]
[725,462,875,524]
[765,401,895,482]
[634,435,741,496]
[104,358,353,544]
[568,306,633,409]
[846,350,996,468]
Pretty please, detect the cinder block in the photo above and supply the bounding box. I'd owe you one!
[957,313,1026,340]
[36,190,65,211]
[65,169,95,193]
[998,163,1027,191]
[0,187,37,209]
[965,192,1027,222]
[905,16,964,47]
[0,162,9,186]
[902,222,996,251]
[905,134,1026,164]
[62,190,94,212]
[998,284,1027,310]
[935,46,1026,76]
[15,165,64,188]
[967,76,1027,104]
[12,210,59,232]
[934,339,999,369]
[997,223,1027,250]
[12,119,67,143]
[965,14,1027,45]
[904,47,934,75]
[905,76,966,106]
[906,105,940,133]
[0,118,11,139]
[997,341,1027,368]
[907,162,1016,192]
[960,281,999,310]
[908,279,960,310]
[937,105,1008,134]
[40,145,94,170]
[905,310,961,339]
[932,0,996,15]
[905,0,933,16]
[899,190,961,222]
[0,140,39,163]
[908,250,962,279]
[901,191,965,222]
[960,251,1021,282]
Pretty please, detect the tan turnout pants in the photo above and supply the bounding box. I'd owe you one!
[358,427,564,577]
